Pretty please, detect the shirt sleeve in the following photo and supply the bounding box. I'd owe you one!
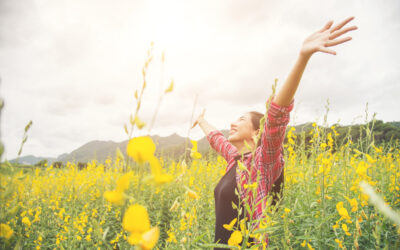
[255,98,294,192]
[206,130,238,163]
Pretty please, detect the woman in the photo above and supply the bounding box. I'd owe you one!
[192,16,357,248]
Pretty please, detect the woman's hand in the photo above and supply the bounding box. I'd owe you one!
[300,16,358,58]
[191,108,206,129]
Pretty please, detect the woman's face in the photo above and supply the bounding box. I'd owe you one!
[228,113,257,144]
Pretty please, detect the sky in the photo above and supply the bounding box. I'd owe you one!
[1,0,399,160]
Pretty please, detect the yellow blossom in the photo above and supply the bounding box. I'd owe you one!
[336,202,351,222]
[104,190,125,205]
[335,238,343,248]
[227,230,242,247]
[223,218,237,231]
[127,136,156,163]
[134,115,146,130]
[187,190,199,200]
[0,224,13,239]
[148,157,173,184]
[344,196,358,212]
[190,140,202,159]
[123,204,151,234]
[140,227,159,250]
[22,217,31,227]
[116,171,134,192]
[342,223,351,236]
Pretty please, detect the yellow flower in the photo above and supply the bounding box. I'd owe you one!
[128,232,142,245]
[344,196,358,212]
[22,217,31,227]
[227,230,242,247]
[0,224,13,239]
[117,171,134,192]
[154,174,174,184]
[166,230,177,243]
[134,115,146,130]
[123,205,151,234]
[336,202,351,221]
[127,136,156,163]
[301,240,306,247]
[104,190,125,205]
[223,218,237,231]
[244,182,257,189]
[148,157,174,184]
[190,140,202,159]
[284,208,291,213]
[356,161,368,177]
[334,238,343,248]
[187,190,199,200]
[140,227,159,249]
[365,154,376,164]
[342,223,351,236]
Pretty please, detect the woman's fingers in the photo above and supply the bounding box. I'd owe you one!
[330,16,355,33]
[191,108,206,129]
[318,46,336,55]
[329,25,358,40]
[325,36,352,47]
[319,20,334,32]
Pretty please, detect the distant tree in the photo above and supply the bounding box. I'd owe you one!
[53,161,63,169]
[35,159,48,168]
[77,162,87,170]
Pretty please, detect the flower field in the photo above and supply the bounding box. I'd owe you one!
[1,121,400,249]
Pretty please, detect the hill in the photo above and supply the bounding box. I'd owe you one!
[10,120,400,165]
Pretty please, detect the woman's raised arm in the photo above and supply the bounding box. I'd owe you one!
[274,16,357,107]
[192,109,238,163]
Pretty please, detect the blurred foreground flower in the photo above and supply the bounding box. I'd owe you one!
[104,172,134,205]
[0,223,13,239]
[123,204,159,249]
[127,136,156,163]
[190,140,202,159]
[149,157,173,184]
[104,190,124,205]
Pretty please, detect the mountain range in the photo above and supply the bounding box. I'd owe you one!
[10,120,400,165]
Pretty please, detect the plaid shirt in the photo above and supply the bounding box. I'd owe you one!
[207,98,294,245]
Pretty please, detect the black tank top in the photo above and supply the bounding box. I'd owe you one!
[214,162,255,249]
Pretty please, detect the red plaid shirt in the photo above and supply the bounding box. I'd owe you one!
[207,98,294,245]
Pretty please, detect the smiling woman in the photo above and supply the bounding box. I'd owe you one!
[191,16,357,248]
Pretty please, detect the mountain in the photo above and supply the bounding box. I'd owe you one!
[10,120,400,165]
[10,155,56,165]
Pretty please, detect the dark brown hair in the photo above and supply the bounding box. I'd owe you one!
[248,111,284,207]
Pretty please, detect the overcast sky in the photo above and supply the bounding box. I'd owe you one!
[1,0,399,160]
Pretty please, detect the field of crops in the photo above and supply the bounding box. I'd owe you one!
[1,120,400,249]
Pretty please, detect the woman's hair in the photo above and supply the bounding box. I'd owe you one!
[248,111,284,207]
